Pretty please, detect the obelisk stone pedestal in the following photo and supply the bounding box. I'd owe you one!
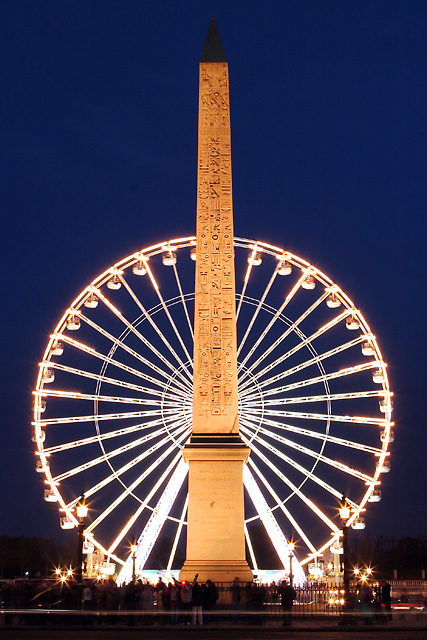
[179,445,252,582]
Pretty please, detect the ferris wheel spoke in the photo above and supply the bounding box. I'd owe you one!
[238,291,329,378]
[86,440,186,535]
[240,430,339,533]
[138,261,193,369]
[79,314,191,393]
[244,465,303,575]
[80,424,190,512]
[52,421,189,483]
[239,309,351,392]
[237,268,312,362]
[167,493,189,572]
[110,456,187,557]
[172,264,194,341]
[42,416,182,454]
[245,406,389,427]
[239,334,368,394]
[241,420,374,484]
[241,412,383,455]
[240,360,379,401]
[66,421,191,506]
[299,535,345,568]
[260,389,385,406]
[236,253,255,321]
[237,265,278,357]
[37,388,180,407]
[82,533,125,567]
[247,458,317,553]
[87,288,193,384]
[114,458,188,566]
[49,333,190,395]
[242,419,365,506]
[37,407,180,427]
[244,522,258,572]
[119,275,194,376]
[241,418,349,499]
[42,360,188,402]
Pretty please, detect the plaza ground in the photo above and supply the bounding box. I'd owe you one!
[0,614,426,640]
[0,627,426,640]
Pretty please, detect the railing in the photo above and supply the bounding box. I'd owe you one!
[0,581,425,627]
[215,584,343,617]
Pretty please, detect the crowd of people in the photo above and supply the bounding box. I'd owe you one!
[0,575,402,627]
[0,575,298,626]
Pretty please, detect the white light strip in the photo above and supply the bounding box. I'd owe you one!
[236,263,253,320]
[50,333,189,394]
[238,291,328,378]
[245,407,389,428]
[241,413,383,456]
[260,389,384,406]
[167,494,189,573]
[141,263,193,367]
[237,266,278,357]
[93,287,193,383]
[240,360,378,401]
[119,275,193,379]
[65,420,190,505]
[239,309,350,392]
[237,268,312,362]
[117,459,188,585]
[44,416,181,454]
[43,360,189,400]
[86,429,190,534]
[38,407,180,427]
[241,420,373,485]
[172,264,194,341]
[241,431,339,533]
[247,458,317,553]
[244,466,306,585]
[244,522,258,572]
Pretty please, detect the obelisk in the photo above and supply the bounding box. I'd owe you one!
[179,17,253,583]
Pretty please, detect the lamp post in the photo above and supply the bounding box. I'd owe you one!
[339,496,350,612]
[131,535,138,584]
[76,495,88,586]
[288,541,295,587]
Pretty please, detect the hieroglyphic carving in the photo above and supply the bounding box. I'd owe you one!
[193,61,239,433]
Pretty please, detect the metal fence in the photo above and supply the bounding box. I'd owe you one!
[0,582,382,627]
[215,583,344,616]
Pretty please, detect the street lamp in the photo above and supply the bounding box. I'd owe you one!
[288,541,295,587]
[76,495,88,586]
[131,535,138,584]
[339,496,350,612]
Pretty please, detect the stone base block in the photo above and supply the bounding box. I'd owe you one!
[179,559,253,584]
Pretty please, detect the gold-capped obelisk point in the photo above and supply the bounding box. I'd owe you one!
[179,17,252,583]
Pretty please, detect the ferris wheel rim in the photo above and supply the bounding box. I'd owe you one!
[33,235,393,573]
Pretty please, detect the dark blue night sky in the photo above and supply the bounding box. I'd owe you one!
[1,1,426,548]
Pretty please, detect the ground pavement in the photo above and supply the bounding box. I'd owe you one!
[0,614,426,640]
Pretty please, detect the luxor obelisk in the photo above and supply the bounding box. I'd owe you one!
[179,17,253,582]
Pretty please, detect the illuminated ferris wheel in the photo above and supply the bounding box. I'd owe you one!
[32,236,393,577]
